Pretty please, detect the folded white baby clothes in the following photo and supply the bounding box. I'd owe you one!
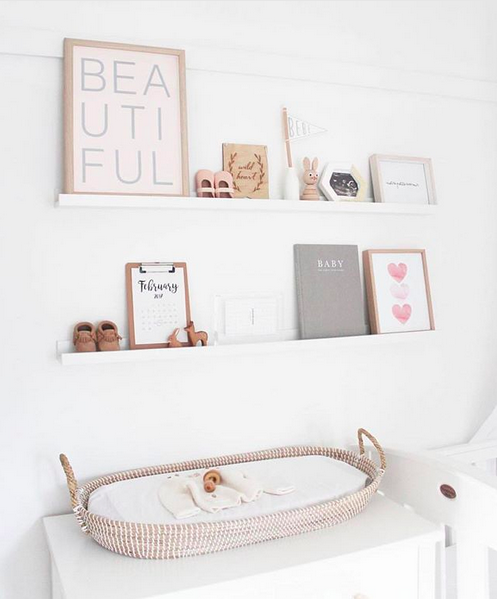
[219,469,263,502]
[157,476,201,520]
[158,466,296,520]
[186,477,242,514]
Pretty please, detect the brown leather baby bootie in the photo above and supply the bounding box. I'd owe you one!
[73,322,97,352]
[97,321,122,351]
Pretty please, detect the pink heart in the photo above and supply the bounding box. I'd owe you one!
[390,283,409,300]
[392,304,412,324]
[388,263,408,283]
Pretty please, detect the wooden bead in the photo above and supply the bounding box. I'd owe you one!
[203,469,221,485]
[203,480,216,493]
[203,469,222,493]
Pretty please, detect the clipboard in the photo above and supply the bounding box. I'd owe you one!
[126,262,191,350]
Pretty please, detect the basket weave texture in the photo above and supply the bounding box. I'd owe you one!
[60,428,385,559]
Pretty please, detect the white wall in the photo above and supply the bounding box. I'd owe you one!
[1,2,497,597]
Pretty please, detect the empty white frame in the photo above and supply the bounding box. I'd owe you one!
[370,155,436,205]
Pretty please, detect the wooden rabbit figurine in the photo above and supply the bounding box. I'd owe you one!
[184,321,208,347]
[301,157,319,201]
[167,328,183,348]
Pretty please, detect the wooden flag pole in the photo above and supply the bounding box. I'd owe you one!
[282,107,293,168]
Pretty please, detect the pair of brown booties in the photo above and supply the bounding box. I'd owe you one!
[73,321,122,353]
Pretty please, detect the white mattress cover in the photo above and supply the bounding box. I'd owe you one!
[88,455,368,525]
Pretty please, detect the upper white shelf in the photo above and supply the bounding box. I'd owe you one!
[56,194,436,215]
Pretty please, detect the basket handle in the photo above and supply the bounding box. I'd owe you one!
[59,454,79,509]
[358,428,386,470]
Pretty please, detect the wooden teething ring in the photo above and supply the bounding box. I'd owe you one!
[203,469,221,492]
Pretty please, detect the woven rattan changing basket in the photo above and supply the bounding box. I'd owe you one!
[59,428,386,559]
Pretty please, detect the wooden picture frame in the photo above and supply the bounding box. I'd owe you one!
[318,162,366,202]
[363,249,435,334]
[370,154,436,205]
[64,38,189,196]
[222,143,269,199]
[126,262,191,349]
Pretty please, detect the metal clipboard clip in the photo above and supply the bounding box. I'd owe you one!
[139,262,176,274]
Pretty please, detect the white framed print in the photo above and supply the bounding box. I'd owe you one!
[64,39,189,196]
[318,163,366,202]
[370,154,436,205]
[363,249,435,334]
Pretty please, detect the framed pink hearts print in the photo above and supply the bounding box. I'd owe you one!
[363,250,435,334]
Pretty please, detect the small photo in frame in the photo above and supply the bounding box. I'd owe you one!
[370,154,436,205]
[319,163,366,202]
[363,250,435,334]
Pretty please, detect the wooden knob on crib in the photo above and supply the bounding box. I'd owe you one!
[440,484,457,499]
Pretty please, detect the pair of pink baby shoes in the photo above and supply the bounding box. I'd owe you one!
[196,170,234,198]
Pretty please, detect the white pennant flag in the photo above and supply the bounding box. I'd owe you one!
[286,113,327,141]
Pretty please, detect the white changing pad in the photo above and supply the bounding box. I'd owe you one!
[88,455,368,524]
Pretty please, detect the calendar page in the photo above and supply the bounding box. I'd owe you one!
[126,263,190,348]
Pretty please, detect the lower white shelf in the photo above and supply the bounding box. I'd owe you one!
[56,331,436,366]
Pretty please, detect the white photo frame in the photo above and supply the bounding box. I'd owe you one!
[318,163,366,202]
[370,154,436,205]
[214,294,284,345]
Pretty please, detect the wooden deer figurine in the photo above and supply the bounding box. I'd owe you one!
[301,157,319,201]
[184,321,208,347]
[167,328,183,348]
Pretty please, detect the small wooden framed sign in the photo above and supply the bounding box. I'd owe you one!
[222,143,269,198]
[126,262,191,349]
[363,249,435,334]
[64,39,189,196]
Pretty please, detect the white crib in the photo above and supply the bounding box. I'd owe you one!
[379,420,497,599]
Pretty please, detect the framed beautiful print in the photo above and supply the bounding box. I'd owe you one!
[363,250,435,334]
[370,154,436,205]
[64,39,189,196]
[318,163,366,202]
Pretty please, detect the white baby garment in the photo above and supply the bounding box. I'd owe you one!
[157,476,200,520]
[186,476,242,514]
[218,469,263,502]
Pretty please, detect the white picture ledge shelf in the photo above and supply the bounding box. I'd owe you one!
[57,331,435,366]
[56,194,436,215]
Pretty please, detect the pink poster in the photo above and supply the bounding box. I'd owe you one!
[64,39,189,196]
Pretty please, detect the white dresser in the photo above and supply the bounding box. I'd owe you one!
[44,494,443,599]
